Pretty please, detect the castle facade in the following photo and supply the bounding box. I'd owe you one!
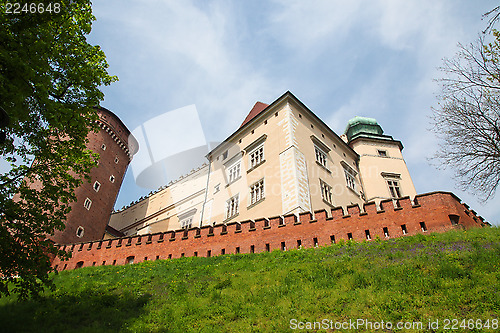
[108,91,416,236]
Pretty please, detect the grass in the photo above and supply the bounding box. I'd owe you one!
[0,227,499,332]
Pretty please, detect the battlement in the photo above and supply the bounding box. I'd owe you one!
[52,191,488,271]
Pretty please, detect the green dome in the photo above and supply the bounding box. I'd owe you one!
[344,116,384,142]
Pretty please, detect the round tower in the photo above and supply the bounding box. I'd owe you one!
[51,107,138,244]
[344,116,416,203]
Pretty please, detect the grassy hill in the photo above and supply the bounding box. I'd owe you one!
[0,227,499,332]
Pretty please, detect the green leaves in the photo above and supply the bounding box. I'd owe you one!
[0,0,116,299]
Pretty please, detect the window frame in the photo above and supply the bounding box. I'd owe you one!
[93,181,101,192]
[76,226,84,238]
[341,162,358,193]
[83,198,92,210]
[377,149,388,157]
[249,144,264,169]
[249,179,265,205]
[314,145,328,169]
[320,179,333,205]
[180,216,193,230]
[226,161,241,184]
[387,179,402,198]
[225,194,239,220]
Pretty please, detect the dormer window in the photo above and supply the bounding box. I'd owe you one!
[378,150,387,157]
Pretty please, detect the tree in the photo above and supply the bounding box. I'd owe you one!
[0,0,116,299]
[432,23,500,201]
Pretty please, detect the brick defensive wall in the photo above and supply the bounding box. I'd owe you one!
[52,191,489,271]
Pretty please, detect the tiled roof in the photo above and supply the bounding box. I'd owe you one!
[240,101,269,128]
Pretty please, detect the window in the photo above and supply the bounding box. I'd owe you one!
[383,227,390,238]
[313,237,319,247]
[297,239,302,249]
[281,242,286,251]
[93,181,101,192]
[347,232,353,240]
[101,144,106,150]
[180,216,193,230]
[365,230,371,240]
[225,194,239,219]
[109,175,115,183]
[315,146,328,168]
[227,162,241,183]
[387,179,402,198]
[76,226,84,238]
[222,150,228,160]
[214,184,220,194]
[378,150,387,157]
[249,144,264,168]
[320,180,333,204]
[84,198,92,210]
[250,179,264,205]
[126,256,135,264]
[343,166,357,191]
[449,214,460,226]
[114,157,119,164]
[250,245,255,253]
[401,224,408,235]
[420,222,427,232]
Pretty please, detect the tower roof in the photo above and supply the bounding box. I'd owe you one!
[344,116,384,142]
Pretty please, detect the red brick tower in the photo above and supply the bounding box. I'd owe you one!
[51,107,138,244]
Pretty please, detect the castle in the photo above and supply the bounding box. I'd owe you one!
[51,91,489,270]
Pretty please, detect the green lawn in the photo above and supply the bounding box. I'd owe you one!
[0,227,499,332]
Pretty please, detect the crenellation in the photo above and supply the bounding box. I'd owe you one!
[331,207,344,219]
[299,212,312,224]
[257,217,270,229]
[284,213,297,225]
[347,204,361,216]
[52,193,488,271]
[314,210,328,223]
[379,199,394,211]
[363,202,377,215]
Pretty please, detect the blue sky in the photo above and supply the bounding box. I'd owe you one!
[88,0,500,226]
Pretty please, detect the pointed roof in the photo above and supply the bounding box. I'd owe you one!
[240,101,269,128]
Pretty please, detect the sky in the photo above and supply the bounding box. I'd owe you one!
[87,0,500,226]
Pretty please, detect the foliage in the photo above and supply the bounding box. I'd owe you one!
[0,0,116,299]
[432,27,500,200]
[0,227,498,332]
